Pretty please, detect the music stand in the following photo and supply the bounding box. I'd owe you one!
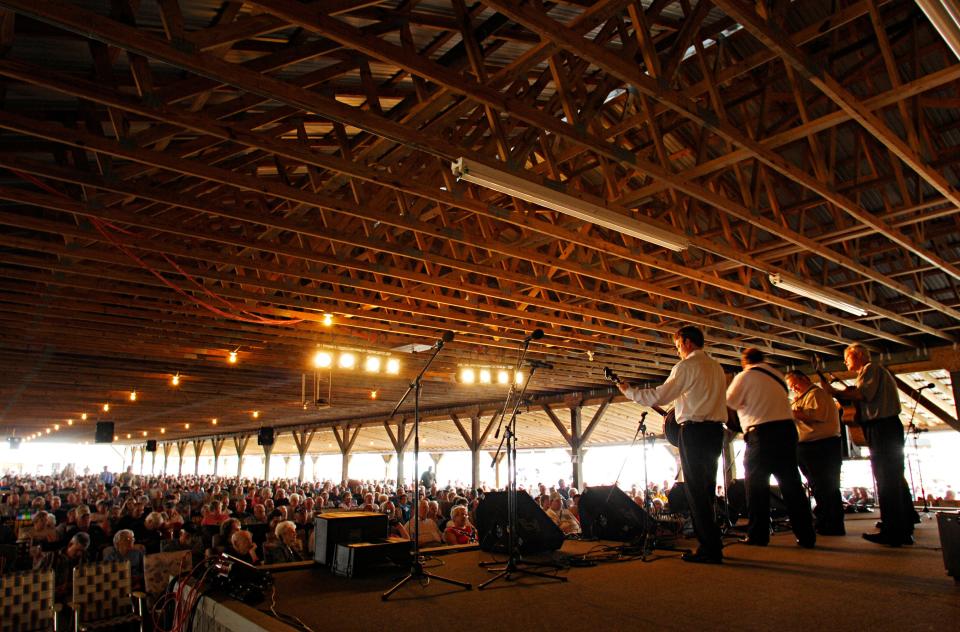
[478,355,567,590]
[382,331,471,600]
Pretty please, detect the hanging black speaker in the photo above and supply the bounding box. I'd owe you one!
[95,422,115,444]
[257,427,274,446]
[145,439,158,452]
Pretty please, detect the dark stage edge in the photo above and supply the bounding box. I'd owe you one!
[247,514,956,631]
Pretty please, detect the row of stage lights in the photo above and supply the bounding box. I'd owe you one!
[310,350,401,374]
[458,367,524,385]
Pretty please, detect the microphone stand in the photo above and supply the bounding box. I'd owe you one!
[478,348,567,589]
[382,334,471,600]
[905,385,930,514]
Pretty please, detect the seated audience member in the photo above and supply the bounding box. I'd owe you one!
[339,491,357,509]
[161,523,205,565]
[359,493,378,512]
[225,530,261,566]
[140,511,166,554]
[103,529,145,590]
[546,497,581,537]
[213,518,242,554]
[406,499,442,547]
[244,503,268,525]
[265,521,305,564]
[201,501,230,526]
[231,498,250,522]
[163,501,185,531]
[381,502,410,539]
[36,531,89,602]
[443,506,477,545]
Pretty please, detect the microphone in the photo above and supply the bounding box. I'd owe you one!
[523,329,544,343]
[435,331,455,348]
[526,359,553,370]
[921,383,935,390]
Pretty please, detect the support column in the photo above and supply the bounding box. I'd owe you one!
[488,451,506,489]
[311,454,320,481]
[430,453,444,485]
[162,443,172,474]
[542,397,611,491]
[192,439,206,476]
[291,429,316,483]
[176,441,188,476]
[333,424,360,484]
[140,447,145,474]
[382,454,394,482]
[383,419,413,487]
[233,435,251,479]
[262,442,274,482]
[452,410,497,492]
[211,438,225,476]
[151,449,157,475]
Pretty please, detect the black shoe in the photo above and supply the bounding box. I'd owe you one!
[899,535,915,546]
[862,532,902,546]
[738,536,768,546]
[796,537,816,549]
[681,551,722,564]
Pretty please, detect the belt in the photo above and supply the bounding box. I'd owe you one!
[678,420,724,426]
[743,419,794,438]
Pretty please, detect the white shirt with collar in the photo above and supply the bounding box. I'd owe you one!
[623,349,727,423]
[726,362,793,432]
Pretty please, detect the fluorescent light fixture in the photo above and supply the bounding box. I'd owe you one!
[769,274,868,317]
[451,157,688,251]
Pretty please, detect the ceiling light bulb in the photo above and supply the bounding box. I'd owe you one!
[160,428,166,434]
[46,428,51,434]
[114,435,118,441]
[338,353,356,369]
[53,424,60,431]
[365,356,381,373]
[102,403,110,412]
[228,351,238,364]
[81,413,87,421]
[386,358,400,374]
[211,418,217,425]
[67,419,73,426]
[126,433,131,439]
[323,313,333,327]
[142,431,148,437]
[184,423,190,430]
[171,373,180,386]
[370,390,378,399]
[252,411,260,419]
[312,351,332,369]
[461,368,476,384]
[497,370,510,385]
[129,391,137,402]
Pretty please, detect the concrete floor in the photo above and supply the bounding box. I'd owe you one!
[259,513,957,631]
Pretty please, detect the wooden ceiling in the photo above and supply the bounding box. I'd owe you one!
[2,0,960,450]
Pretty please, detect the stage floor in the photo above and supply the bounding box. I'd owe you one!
[252,514,956,631]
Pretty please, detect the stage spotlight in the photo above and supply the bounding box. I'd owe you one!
[364,356,381,373]
[497,370,510,385]
[461,368,476,384]
[479,369,492,384]
[515,371,525,384]
[386,358,400,374]
[312,351,332,369]
[338,353,356,369]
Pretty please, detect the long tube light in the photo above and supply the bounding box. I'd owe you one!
[451,158,689,251]
[769,274,868,317]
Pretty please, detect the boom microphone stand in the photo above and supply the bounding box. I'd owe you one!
[382,331,472,600]
[478,331,567,590]
[905,383,933,513]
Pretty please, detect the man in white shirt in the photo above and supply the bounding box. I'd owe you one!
[618,325,727,564]
[727,348,815,548]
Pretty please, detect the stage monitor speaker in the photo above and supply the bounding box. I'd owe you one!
[94,422,114,444]
[578,485,656,541]
[257,427,274,446]
[145,439,157,452]
[475,491,564,554]
[666,482,688,515]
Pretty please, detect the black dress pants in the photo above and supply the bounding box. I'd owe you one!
[744,420,816,545]
[797,436,845,534]
[678,422,723,557]
[863,416,914,539]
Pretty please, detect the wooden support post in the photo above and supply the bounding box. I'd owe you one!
[211,438,225,476]
[151,449,156,475]
[542,397,611,490]
[452,410,498,492]
[162,443,172,474]
[262,442,274,482]
[233,435,250,479]
[333,424,360,484]
[192,439,206,476]
[383,419,413,487]
[291,429,316,483]
[176,441,188,476]
[488,451,506,489]
[382,454,394,482]
[430,453,444,485]
[311,454,319,481]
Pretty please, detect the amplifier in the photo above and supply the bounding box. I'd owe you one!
[313,512,388,565]
[937,511,960,581]
[331,538,411,577]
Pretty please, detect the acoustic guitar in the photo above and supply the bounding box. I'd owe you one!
[810,357,867,447]
[605,367,740,447]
